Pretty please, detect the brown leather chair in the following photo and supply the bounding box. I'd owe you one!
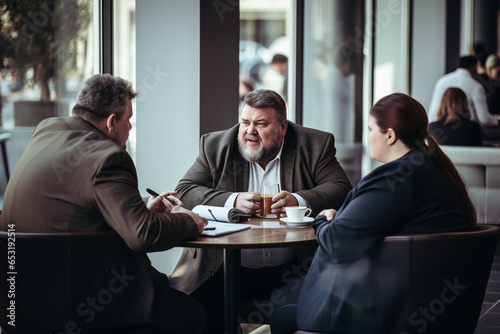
[0,231,166,334]
[294,225,500,334]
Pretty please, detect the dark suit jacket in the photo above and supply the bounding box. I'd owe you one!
[297,150,471,333]
[169,122,352,294]
[0,116,200,327]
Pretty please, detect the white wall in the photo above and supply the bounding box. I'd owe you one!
[411,0,446,110]
[136,0,200,275]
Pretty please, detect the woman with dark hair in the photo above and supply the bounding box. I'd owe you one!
[429,87,483,146]
[269,92,476,334]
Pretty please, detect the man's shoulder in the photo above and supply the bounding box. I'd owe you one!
[201,124,239,144]
[436,69,461,85]
[35,116,124,158]
[288,122,334,140]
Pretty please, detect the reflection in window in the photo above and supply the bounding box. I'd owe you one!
[0,0,94,128]
[113,0,136,161]
[303,0,365,186]
[239,0,290,110]
[303,0,364,144]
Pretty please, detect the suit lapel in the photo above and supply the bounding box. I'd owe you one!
[233,150,249,192]
[280,124,298,190]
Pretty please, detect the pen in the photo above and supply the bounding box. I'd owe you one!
[146,188,160,197]
[204,227,216,230]
[208,208,219,222]
[146,188,177,206]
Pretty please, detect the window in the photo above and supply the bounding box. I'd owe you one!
[0,0,94,128]
[113,0,136,160]
[302,0,364,144]
[239,0,291,114]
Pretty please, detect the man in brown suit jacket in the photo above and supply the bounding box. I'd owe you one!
[0,74,207,333]
[169,89,352,333]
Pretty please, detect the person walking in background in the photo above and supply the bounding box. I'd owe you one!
[270,53,288,101]
[429,87,483,146]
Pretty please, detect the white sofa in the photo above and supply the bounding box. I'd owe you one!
[441,145,500,225]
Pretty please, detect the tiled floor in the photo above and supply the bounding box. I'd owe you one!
[475,234,500,334]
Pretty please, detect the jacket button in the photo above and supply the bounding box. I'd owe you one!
[208,271,215,276]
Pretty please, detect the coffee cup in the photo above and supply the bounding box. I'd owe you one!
[285,206,312,222]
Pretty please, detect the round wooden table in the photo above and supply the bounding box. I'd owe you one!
[179,217,317,334]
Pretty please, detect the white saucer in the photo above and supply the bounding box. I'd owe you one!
[280,217,314,226]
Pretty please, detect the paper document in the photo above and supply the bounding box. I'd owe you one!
[192,205,251,223]
[201,222,252,236]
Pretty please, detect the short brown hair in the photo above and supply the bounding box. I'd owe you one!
[73,74,138,122]
[242,89,287,122]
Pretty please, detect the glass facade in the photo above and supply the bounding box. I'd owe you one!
[239,0,290,110]
[113,0,136,161]
[303,0,364,144]
[0,0,94,128]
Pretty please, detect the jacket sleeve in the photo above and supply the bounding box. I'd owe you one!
[312,177,411,264]
[91,150,199,252]
[175,133,234,209]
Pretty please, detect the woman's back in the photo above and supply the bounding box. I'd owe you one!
[429,118,483,146]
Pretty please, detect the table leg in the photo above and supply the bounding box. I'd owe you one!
[224,248,240,334]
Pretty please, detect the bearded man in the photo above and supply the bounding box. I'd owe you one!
[169,88,352,333]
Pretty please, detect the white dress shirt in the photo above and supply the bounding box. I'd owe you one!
[428,68,499,126]
[224,146,309,268]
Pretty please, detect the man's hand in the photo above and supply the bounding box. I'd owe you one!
[270,191,299,214]
[318,209,337,221]
[234,192,261,215]
[147,191,183,213]
[176,209,207,234]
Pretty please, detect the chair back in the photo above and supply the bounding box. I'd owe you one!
[0,230,157,333]
[296,225,500,334]
[375,224,499,333]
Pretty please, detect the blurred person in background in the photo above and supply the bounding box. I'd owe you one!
[429,87,483,146]
[476,53,500,115]
[428,55,499,127]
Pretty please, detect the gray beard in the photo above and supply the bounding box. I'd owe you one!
[238,131,282,164]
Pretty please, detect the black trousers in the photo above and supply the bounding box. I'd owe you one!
[151,270,206,334]
[190,260,305,334]
[268,277,305,334]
